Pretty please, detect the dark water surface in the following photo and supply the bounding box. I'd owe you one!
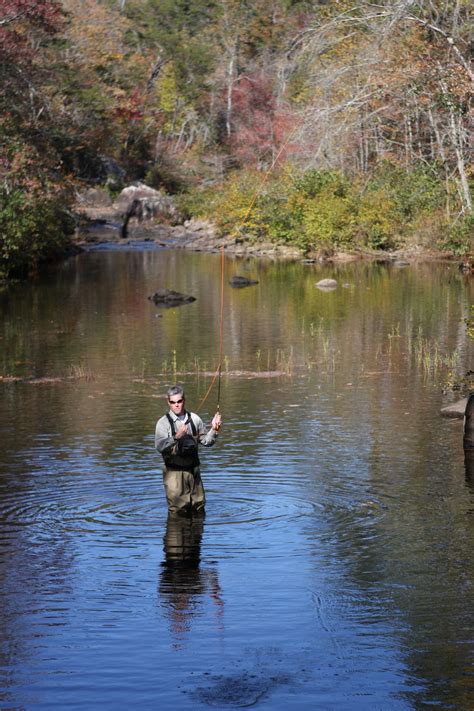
[0,248,473,710]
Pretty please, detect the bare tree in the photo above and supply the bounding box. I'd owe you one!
[286,0,472,211]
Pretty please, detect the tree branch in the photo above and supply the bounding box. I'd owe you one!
[0,11,26,27]
[404,14,474,84]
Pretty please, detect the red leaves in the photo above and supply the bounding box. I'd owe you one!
[0,0,63,62]
[227,73,296,167]
[113,88,144,123]
[0,0,62,29]
[231,74,274,116]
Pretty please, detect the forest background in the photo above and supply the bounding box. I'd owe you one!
[0,0,472,278]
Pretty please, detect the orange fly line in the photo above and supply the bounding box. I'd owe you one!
[198,115,304,414]
[198,243,225,414]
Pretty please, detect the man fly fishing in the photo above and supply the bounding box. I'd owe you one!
[155,386,222,515]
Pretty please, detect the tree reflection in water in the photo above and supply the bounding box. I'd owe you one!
[159,513,224,648]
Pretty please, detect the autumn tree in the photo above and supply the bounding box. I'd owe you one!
[287,0,472,214]
[0,0,77,277]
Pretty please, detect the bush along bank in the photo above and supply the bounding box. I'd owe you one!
[0,144,76,281]
[2,158,472,281]
[178,161,473,258]
[0,188,76,280]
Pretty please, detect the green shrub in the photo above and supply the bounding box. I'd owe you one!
[292,169,349,199]
[179,161,467,255]
[300,192,355,252]
[356,187,401,250]
[442,214,474,256]
[0,187,75,278]
[198,170,265,238]
[366,160,444,218]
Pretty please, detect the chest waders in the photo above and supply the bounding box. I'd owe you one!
[163,412,200,471]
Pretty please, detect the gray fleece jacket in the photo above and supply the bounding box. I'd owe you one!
[155,409,218,462]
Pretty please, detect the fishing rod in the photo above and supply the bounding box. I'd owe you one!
[215,243,225,430]
[198,243,225,430]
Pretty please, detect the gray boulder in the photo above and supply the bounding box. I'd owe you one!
[316,278,338,290]
[440,398,468,418]
[114,183,162,210]
[118,184,181,238]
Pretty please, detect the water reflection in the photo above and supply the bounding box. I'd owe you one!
[464,450,474,493]
[159,513,223,648]
[1,250,473,709]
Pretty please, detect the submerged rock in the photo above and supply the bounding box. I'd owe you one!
[440,398,467,418]
[229,275,259,288]
[148,289,196,306]
[316,278,338,290]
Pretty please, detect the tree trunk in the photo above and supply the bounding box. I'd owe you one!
[439,75,473,212]
[449,107,472,212]
[226,47,236,138]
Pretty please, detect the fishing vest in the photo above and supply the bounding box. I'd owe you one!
[162,411,200,471]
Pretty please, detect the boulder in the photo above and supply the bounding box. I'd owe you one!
[440,398,468,418]
[148,289,196,307]
[229,275,259,288]
[114,182,162,210]
[316,278,338,290]
[119,189,181,238]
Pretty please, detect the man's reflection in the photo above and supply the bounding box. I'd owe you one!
[159,513,223,647]
[464,450,474,494]
[464,393,474,494]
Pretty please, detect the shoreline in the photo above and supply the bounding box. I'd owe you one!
[73,205,463,265]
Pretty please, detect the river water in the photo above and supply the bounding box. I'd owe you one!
[0,247,473,710]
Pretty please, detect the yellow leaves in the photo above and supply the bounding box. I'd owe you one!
[357,188,399,250]
[153,63,197,135]
[302,193,354,248]
[110,87,127,100]
[156,64,179,116]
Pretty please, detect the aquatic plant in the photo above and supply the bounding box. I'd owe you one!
[68,364,95,381]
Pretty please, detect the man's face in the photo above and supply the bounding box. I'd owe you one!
[168,394,185,416]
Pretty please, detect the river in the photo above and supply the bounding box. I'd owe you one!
[0,247,473,709]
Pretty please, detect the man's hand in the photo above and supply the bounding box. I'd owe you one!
[175,423,188,439]
[211,412,222,431]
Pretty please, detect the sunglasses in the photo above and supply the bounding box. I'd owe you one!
[169,398,184,405]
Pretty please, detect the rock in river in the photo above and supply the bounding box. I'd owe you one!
[440,398,467,419]
[148,289,196,306]
[316,278,338,290]
[229,275,259,288]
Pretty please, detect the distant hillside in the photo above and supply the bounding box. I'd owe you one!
[0,0,472,276]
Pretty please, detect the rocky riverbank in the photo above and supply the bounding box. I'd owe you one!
[74,198,307,260]
[73,186,466,265]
